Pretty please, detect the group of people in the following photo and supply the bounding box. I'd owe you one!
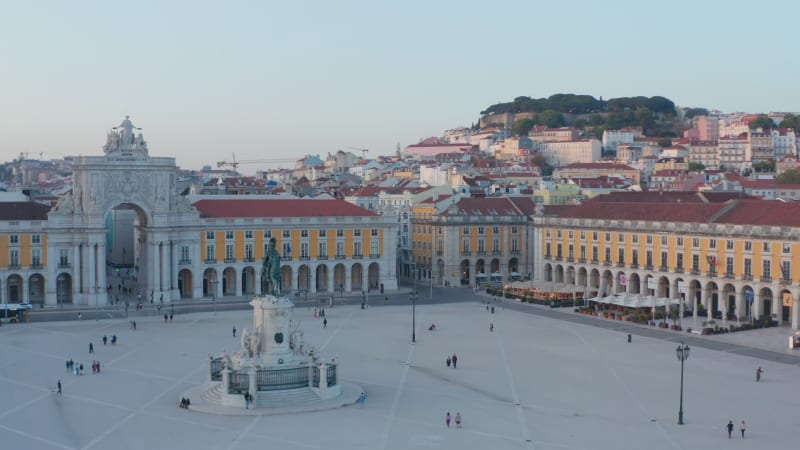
[179,397,191,409]
[445,411,462,428]
[726,420,746,438]
[65,359,84,376]
[101,335,118,345]
[446,353,458,368]
[163,313,174,323]
[91,360,102,373]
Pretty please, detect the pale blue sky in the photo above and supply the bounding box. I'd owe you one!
[1,0,798,173]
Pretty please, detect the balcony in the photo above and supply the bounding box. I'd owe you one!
[555,256,562,261]
[179,259,192,265]
[676,266,684,273]
[579,258,586,263]
[780,278,792,285]
[724,272,735,279]
[617,262,625,268]
[659,266,668,272]
[224,258,236,263]
[352,254,363,259]
[300,256,310,261]
[477,251,486,256]
[30,263,43,270]
[336,254,346,260]
[436,251,443,256]
[604,260,611,266]
[760,276,772,283]
[462,251,472,256]
[544,253,552,259]
[567,257,574,262]
[707,270,716,278]
[370,253,380,259]
[317,255,328,260]
[58,262,72,269]
[591,259,598,264]
[243,257,255,263]
[742,274,753,281]
[511,250,520,255]
[645,265,653,270]
[492,251,502,255]
[282,256,293,261]
[690,269,700,275]
[630,263,639,269]
[205,259,216,264]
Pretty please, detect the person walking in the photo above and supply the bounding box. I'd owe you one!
[57,380,62,395]
[756,366,763,382]
[164,314,168,323]
[726,420,734,438]
[89,342,94,354]
[489,322,494,332]
[103,336,107,345]
[65,359,70,372]
[446,411,451,428]
[233,326,237,337]
[452,353,458,369]
[132,320,136,331]
[455,412,462,428]
[446,356,451,368]
[358,392,366,406]
[323,318,328,328]
[740,420,746,438]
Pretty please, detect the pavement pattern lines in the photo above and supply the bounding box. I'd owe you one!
[0,298,798,450]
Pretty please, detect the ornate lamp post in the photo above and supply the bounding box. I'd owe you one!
[410,289,418,343]
[676,341,690,425]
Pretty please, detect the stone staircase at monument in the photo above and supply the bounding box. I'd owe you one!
[201,383,224,404]
[254,387,320,408]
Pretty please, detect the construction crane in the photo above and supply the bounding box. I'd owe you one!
[216,153,298,170]
[348,147,369,160]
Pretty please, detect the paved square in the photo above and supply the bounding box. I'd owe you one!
[1,299,797,450]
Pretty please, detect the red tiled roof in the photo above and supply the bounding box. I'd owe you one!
[0,202,51,220]
[442,197,528,216]
[715,200,800,226]
[560,162,637,170]
[192,199,378,218]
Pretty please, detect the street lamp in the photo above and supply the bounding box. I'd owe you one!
[410,289,418,343]
[676,341,690,425]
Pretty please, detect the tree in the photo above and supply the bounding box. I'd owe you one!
[688,162,705,171]
[753,161,775,173]
[749,115,775,130]
[777,169,800,184]
[588,114,605,126]
[539,110,565,128]
[779,114,800,131]
[658,138,673,147]
[684,107,709,119]
[512,118,535,136]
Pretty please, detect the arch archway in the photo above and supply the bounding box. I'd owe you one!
[105,202,150,298]
[628,273,641,295]
[779,288,792,323]
[705,281,720,318]
[566,266,576,285]
[281,266,293,293]
[589,269,600,294]
[222,267,237,296]
[333,264,346,292]
[298,265,311,292]
[437,259,445,285]
[544,263,553,282]
[722,283,737,320]
[241,266,256,295]
[203,268,218,297]
[554,265,564,283]
[508,257,519,274]
[460,260,470,285]
[28,274,45,304]
[351,263,363,291]
[178,269,192,299]
[316,264,329,292]
[758,287,774,321]
[490,258,500,274]
[368,263,380,290]
[657,276,671,298]
[615,271,626,293]
[577,267,588,288]
[475,259,485,278]
[7,274,23,302]
[601,270,614,295]
[56,273,73,305]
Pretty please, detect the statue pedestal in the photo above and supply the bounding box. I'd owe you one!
[232,295,300,369]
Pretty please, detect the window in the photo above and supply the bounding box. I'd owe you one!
[545,243,551,257]
[618,248,625,265]
[782,261,791,280]
[371,229,378,236]
[59,249,69,266]
[264,230,272,239]
[205,245,215,261]
[319,229,327,238]
[245,243,253,260]
[478,239,485,253]
[783,243,791,254]
[557,244,562,258]
[763,242,771,253]
[336,241,345,258]
[632,249,638,266]
[762,260,771,279]
[492,239,499,252]
[512,238,519,252]
[744,258,752,276]
[319,242,327,258]
[661,235,667,245]
[692,238,699,248]
[692,254,699,271]
[661,251,668,268]
[283,230,291,238]
[9,235,19,244]
[301,229,309,238]
[493,226,500,234]
[462,239,470,253]
[511,226,518,234]
[676,254,684,271]
[646,235,652,244]
[604,248,611,262]
[726,240,734,250]
[463,227,470,235]
[353,241,362,257]
[437,239,442,253]
[370,240,379,256]
[568,244,574,258]
[438,227,443,235]
[605,233,611,242]
[592,231,598,241]
[31,234,41,244]
[580,245,586,259]
[337,229,344,237]
[646,250,652,267]
[744,241,752,251]
[726,257,734,275]
[300,242,309,258]
[9,249,19,266]
[568,231,573,239]
[709,239,716,249]
[478,227,485,235]
[226,231,234,240]
[206,231,215,240]
[677,237,684,246]
[225,244,234,261]
[580,231,586,240]
[592,246,598,261]
[546,229,551,239]
[354,229,361,237]
[632,234,638,244]
[31,248,41,266]
[282,242,292,258]
[618,233,624,243]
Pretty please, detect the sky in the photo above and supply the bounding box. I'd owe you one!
[1,0,799,173]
